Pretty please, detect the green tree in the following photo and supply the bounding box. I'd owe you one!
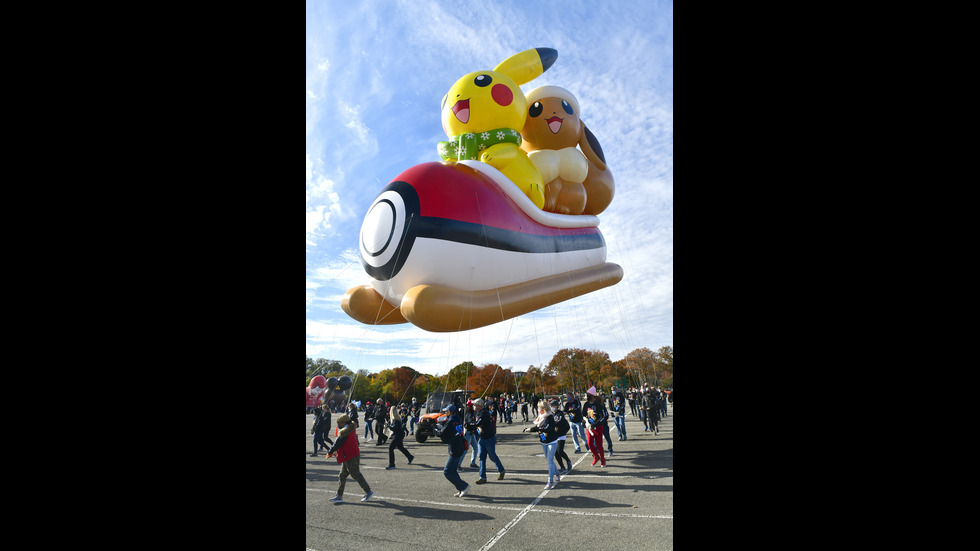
[305,357,347,385]
[443,361,475,391]
[349,369,377,404]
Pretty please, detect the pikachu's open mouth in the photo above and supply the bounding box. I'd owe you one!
[452,99,470,124]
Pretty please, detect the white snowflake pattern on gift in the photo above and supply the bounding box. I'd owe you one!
[480,132,490,141]
[496,131,505,140]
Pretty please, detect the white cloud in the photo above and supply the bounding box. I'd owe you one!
[339,101,372,146]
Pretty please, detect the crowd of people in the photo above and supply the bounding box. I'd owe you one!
[311,384,670,503]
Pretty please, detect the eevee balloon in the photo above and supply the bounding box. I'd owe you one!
[438,48,557,209]
[521,85,615,215]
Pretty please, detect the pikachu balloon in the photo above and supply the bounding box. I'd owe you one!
[438,48,557,209]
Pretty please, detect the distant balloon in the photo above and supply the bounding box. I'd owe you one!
[338,375,353,391]
[306,375,327,408]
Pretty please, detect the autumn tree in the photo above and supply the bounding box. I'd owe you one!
[591,351,625,390]
[618,346,673,388]
[620,347,657,387]
[389,366,418,403]
[466,363,513,397]
[519,365,543,396]
[653,346,673,387]
[546,348,590,393]
[497,368,517,395]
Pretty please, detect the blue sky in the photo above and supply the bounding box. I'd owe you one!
[306,0,672,376]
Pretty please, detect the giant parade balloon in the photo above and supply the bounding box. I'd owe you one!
[306,375,327,408]
[307,374,350,410]
[341,48,622,333]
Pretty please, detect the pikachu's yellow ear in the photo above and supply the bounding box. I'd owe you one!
[494,48,557,86]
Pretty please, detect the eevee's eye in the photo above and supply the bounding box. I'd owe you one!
[528,102,543,117]
[474,74,492,87]
[561,100,574,115]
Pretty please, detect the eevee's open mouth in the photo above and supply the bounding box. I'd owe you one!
[547,116,563,134]
[453,99,470,124]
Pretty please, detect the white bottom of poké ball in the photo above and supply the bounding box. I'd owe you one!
[359,189,407,269]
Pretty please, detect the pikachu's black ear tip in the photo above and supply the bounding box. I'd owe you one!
[536,48,558,73]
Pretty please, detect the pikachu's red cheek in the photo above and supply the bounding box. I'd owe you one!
[491,84,513,106]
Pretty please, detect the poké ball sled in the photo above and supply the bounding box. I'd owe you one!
[342,160,623,332]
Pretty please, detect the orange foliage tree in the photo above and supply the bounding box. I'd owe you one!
[466,363,517,398]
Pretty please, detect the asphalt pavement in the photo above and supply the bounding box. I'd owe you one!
[306,405,673,551]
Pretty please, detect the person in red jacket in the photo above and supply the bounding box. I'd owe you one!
[325,414,374,504]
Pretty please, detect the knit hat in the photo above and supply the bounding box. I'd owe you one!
[586,386,597,396]
[337,414,350,426]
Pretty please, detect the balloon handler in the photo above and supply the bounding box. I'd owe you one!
[581,386,607,467]
[325,414,374,504]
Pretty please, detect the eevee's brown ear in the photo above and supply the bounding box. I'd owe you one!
[579,123,607,171]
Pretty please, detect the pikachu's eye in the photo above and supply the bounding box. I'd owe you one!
[528,102,543,117]
[561,100,574,115]
[474,74,492,87]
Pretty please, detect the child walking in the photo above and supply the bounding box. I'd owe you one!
[325,414,374,504]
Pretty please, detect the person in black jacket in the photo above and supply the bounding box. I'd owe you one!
[374,399,389,446]
[582,387,607,467]
[409,397,422,436]
[564,392,588,453]
[472,398,506,484]
[386,406,415,469]
[549,399,572,475]
[463,400,480,469]
[524,401,561,489]
[346,402,359,430]
[436,404,470,497]
[645,389,660,435]
[610,387,628,441]
[310,406,334,456]
[363,401,375,441]
[599,392,615,456]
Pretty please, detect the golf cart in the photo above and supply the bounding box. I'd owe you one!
[414,389,472,443]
